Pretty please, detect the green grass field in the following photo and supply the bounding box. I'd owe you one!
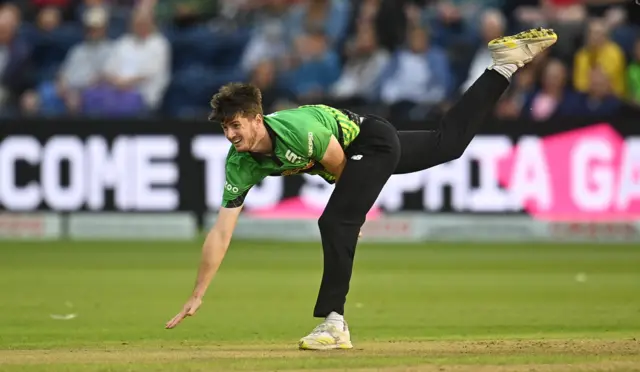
[0,240,639,371]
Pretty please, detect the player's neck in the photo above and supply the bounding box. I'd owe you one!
[250,125,273,154]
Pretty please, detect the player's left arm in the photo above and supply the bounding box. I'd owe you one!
[315,134,361,238]
[311,130,361,238]
[306,126,346,182]
[318,136,347,182]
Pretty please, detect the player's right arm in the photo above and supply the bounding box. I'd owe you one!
[165,155,263,329]
[165,206,241,329]
[194,205,242,294]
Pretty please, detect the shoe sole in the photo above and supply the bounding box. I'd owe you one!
[488,28,558,49]
[488,28,558,66]
[298,339,353,350]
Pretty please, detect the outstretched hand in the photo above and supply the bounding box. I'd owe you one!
[165,296,202,329]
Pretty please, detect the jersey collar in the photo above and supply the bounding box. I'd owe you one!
[249,122,282,166]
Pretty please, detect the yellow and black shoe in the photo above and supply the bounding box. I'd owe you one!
[488,27,558,68]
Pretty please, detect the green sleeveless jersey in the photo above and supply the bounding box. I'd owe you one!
[222,104,361,208]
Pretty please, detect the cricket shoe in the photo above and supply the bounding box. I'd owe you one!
[298,320,353,350]
[488,27,558,68]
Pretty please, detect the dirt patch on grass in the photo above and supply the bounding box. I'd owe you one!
[0,339,638,371]
[289,361,640,372]
[365,338,640,357]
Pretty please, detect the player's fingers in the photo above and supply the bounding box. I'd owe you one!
[165,316,178,329]
[166,317,182,329]
[165,311,186,329]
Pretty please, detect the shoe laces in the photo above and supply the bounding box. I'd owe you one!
[310,322,334,335]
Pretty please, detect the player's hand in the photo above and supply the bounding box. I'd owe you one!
[165,296,202,329]
[359,230,363,239]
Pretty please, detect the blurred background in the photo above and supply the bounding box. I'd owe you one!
[0,0,638,121]
[1,0,640,241]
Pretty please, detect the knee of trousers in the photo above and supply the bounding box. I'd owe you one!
[318,212,352,233]
[318,213,339,236]
[318,212,362,238]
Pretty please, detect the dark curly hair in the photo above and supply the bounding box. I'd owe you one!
[208,82,263,124]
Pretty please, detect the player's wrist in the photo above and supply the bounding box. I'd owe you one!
[191,290,205,300]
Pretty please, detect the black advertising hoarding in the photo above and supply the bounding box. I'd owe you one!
[1,116,639,221]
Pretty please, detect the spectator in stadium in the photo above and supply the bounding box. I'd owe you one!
[30,5,68,82]
[345,0,380,42]
[154,0,211,28]
[83,8,170,116]
[285,0,351,48]
[584,0,638,58]
[493,65,536,119]
[627,37,640,106]
[75,0,112,26]
[425,0,503,43]
[36,5,61,33]
[2,0,639,120]
[240,19,289,74]
[460,8,505,93]
[378,26,452,120]
[504,0,586,63]
[279,29,341,104]
[573,18,626,98]
[521,58,579,121]
[18,0,76,22]
[250,59,297,113]
[239,0,296,74]
[345,0,416,54]
[574,68,622,116]
[30,0,72,9]
[0,4,32,116]
[328,21,389,106]
[21,6,113,116]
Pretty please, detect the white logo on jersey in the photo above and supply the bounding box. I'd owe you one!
[225,182,239,193]
[308,132,314,156]
[351,155,363,160]
[285,150,302,163]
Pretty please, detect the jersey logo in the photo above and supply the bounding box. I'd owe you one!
[308,132,314,156]
[285,149,302,163]
[351,154,363,160]
[225,182,239,194]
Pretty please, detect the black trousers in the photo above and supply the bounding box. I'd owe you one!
[313,69,511,318]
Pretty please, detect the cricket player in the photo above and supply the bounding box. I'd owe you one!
[166,28,557,350]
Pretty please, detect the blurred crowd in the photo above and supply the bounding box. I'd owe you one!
[0,0,639,122]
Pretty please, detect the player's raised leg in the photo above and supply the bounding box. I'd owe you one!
[298,27,557,351]
[393,27,558,174]
[298,116,401,351]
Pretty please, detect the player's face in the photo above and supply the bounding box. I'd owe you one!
[221,115,260,152]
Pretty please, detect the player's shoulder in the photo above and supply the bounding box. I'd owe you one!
[223,147,268,187]
[263,105,333,130]
[224,146,257,171]
[264,108,314,142]
[264,104,337,118]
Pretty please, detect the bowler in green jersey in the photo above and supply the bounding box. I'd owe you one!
[165,27,558,351]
